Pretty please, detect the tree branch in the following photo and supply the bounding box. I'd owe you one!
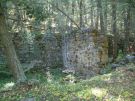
[46,1,80,30]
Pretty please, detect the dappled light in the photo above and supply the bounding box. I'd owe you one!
[91,87,107,98]
[4,82,15,89]
[0,82,15,92]
[0,0,135,100]
[46,70,53,83]
[101,73,112,82]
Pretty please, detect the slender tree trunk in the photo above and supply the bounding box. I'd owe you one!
[79,0,83,28]
[111,0,118,60]
[84,3,87,27]
[104,0,108,34]
[95,3,99,30]
[0,3,26,82]
[90,0,94,28]
[97,0,104,34]
[71,1,75,30]
[124,5,131,54]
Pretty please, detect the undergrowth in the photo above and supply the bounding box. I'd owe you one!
[0,64,135,101]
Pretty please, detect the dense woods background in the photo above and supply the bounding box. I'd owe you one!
[0,0,135,101]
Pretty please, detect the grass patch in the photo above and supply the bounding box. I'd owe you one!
[0,64,135,101]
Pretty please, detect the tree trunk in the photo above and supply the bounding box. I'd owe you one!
[0,3,26,82]
[111,0,118,60]
[124,5,131,54]
[95,2,99,30]
[90,0,94,28]
[71,1,75,30]
[79,0,83,28]
[104,0,108,34]
[97,0,104,34]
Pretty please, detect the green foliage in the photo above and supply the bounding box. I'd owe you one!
[0,64,135,101]
[1,0,135,100]
[0,64,11,78]
[18,0,50,21]
[116,50,124,61]
[0,71,12,79]
[100,64,113,74]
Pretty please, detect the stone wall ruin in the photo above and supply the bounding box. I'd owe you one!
[62,29,108,75]
[0,29,108,75]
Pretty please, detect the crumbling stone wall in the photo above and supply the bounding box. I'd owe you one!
[62,30,108,74]
[43,34,62,67]
[35,33,63,68]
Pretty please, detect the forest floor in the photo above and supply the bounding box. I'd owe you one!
[0,64,135,101]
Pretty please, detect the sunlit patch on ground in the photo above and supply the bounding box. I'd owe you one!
[1,82,15,91]
[91,87,107,98]
[77,89,92,99]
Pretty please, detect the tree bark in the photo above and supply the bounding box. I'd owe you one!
[104,0,108,34]
[95,2,99,30]
[124,5,131,54]
[79,0,83,28]
[90,0,94,28]
[97,0,105,34]
[111,0,118,60]
[0,3,26,82]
